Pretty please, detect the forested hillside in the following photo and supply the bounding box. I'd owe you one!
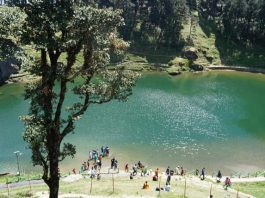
[80,0,265,70]
[1,0,265,81]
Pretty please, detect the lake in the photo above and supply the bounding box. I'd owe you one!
[0,71,265,175]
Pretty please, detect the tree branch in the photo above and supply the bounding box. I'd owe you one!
[60,94,90,139]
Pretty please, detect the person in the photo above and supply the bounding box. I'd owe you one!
[200,168,205,180]
[224,177,231,190]
[140,166,144,176]
[166,166,170,176]
[153,168,159,181]
[143,167,147,176]
[92,150,97,161]
[180,166,184,176]
[114,159,118,170]
[166,174,171,185]
[72,168,76,174]
[195,169,199,176]
[98,154,102,162]
[89,151,92,160]
[153,175,158,181]
[87,161,90,170]
[97,173,101,181]
[130,173,133,180]
[164,183,170,192]
[133,164,137,176]
[98,160,102,170]
[83,162,87,171]
[137,161,142,169]
[216,170,222,183]
[125,164,129,172]
[155,168,159,177]
[142,181,149,189]
[80,164,84,173]
[101,146,104,154]
[170,169,174,176]
[111,158,115,169]
[176,166,180,175]
[90,167,96,178]
[106,146,110,157]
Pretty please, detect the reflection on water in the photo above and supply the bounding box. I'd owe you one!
[0,71,265,174]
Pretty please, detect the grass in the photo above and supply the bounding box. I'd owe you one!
[181,12,265,68]
[233,182,265,198]
[197,16,265,68]
[0,174,42,184]
[18,16,265,75]
[182,13,221,66]
[0,174,254,198]
[129,41,180,64]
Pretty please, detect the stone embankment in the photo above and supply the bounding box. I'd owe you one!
[208,65,265,74]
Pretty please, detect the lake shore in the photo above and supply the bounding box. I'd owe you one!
[4,63,265,86]
[1,168,262,198]
[207,65,265,74]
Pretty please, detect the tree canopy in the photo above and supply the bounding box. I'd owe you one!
[199,0,265,45]
[1,1,138,197]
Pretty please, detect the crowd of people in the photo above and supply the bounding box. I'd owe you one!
[72,146,110,179]
[72,147,232,192]
[125,163,231,192]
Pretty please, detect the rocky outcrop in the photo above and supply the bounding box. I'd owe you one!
[190,63,204,71]
[166,66,182,75]
[168,57,188,67]
[0,58,19,85]
[184,47,198,61]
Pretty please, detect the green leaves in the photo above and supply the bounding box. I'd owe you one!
[1,2,139,191]
[0,6,26,38]
[60,143,76,161]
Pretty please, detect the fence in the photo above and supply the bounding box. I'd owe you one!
[1,168,264,197]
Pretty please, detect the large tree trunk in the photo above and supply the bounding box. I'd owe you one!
[48,143,60,198]
[49,164,59,198]
[48,128,60,198]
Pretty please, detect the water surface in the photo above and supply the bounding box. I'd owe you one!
[0,71,265,174]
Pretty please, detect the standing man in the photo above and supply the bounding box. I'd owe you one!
[201,168,205,180]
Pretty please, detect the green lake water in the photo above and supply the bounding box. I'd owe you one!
[0,71,265,174]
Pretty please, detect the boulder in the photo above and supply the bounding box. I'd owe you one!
[184,47,198,61]
[0,58,19,85]
[166,66,182,76]
[205,54,214,63]
[168,57,188,67]
[190,63,204,71]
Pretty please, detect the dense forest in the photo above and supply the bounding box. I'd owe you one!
[200,0,265,45]
[7,0,265,48]
[89,0,265,47]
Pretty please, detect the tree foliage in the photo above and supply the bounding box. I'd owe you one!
[199,0,265,45]
[96,0,188,47]
[1,1,138,198]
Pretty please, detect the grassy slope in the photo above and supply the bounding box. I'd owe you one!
[233,182,265,198]
[0,174,253,198]
[126,13,265,69]
[20,15,265,74]
[197,16,265,67]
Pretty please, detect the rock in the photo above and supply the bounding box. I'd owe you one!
[184,47,198,61]
[168,57,188,67]
[205,54,214,63]
[166,66,182,75]
[0,58,19,85]
[190,63,204,71]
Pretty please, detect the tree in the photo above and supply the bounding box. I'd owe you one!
[1,1,138,198]
[95,0,188,47]
[199,0,265,45]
